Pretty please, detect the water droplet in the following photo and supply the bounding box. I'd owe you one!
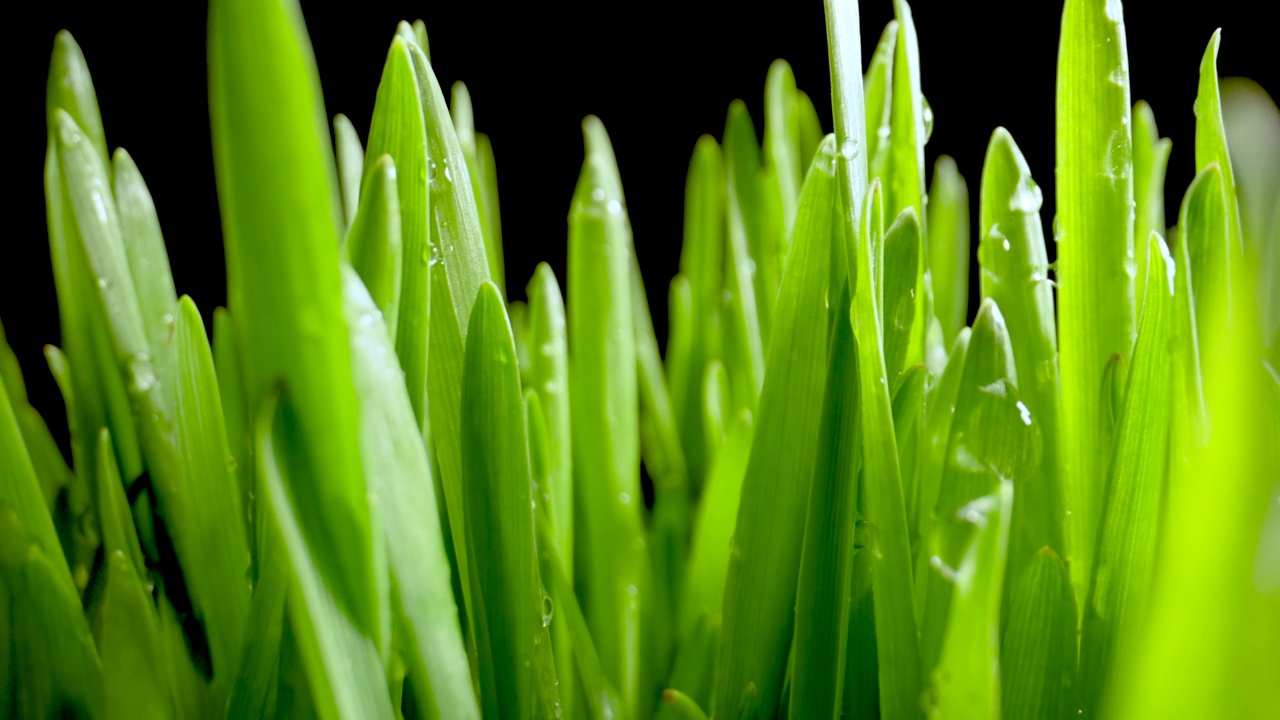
[1016,400,1033,426]
[1003,238,1012,252]
[1123,255,1138,280]
[591,187,606,202]
[1009,177,1044,214]
[619,492,632,505]
[541,593,554,627]
[626,584,638,597]
[877,124,891,141]
[555,702,564,718]
[921,96,935,143]
[443,160,453,183]
[129,354,156,393]
[97,276,109,290]
[59,122,82,146]
[840,138,860,160]
[607,199,622,215]
[161,313,174,327]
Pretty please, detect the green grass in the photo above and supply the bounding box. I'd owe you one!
[4,0,1279,718]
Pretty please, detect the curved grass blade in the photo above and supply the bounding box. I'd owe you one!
[1077,233,1176,717]
[405,42,491,329]
[977,128,1067,590]
[1001,547,1076,720]
[462,281,552,720]
[452,81,505,293]
[1179,165,1227,364]
[883,208,921,386]
[46,31,108,170]
[850,179,921,720]
[664,689,711,720]
[723,104,766,407]
[0,323,74,515]
[343,267,478,719]
[764,60,801,236]
[884,0,926,228]
[569,120,646,714]
[1131,102,1171,313]
[113,149,178,375]
[927,156,969,346]
[364,35,429,426]
[477,133,505,293]
[256,391,395,720]
[527,263,573,578]
[335,114,364,230]
[915,327,970,558]
[794,90,824,170]
[713,136,837,720]
[1054,0,1137,606]
[1105,229,1280,719]
[823,0,870,260]
[789,283,861,720]
[1170,167,1218,460]
[1194,31,1243,257]
[209,0,376,636]
[928,482,1012,720]
[892,363,927,539]
[346,154,403,342]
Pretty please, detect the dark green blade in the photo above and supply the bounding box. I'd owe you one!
[346,154,403,343]
[1055,0,1138,606]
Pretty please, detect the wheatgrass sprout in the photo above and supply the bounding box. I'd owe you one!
[4,0,1278,718]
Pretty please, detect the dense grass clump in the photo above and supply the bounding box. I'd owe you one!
[3,0,1278,718]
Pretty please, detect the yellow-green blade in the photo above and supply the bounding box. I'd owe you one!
[1194,31,1244,258]
[1131,101,1171,313]
[882,208,921,386]
[334,113,364,230]
[713,136,838,720]
[209,0,376,636]
[927,156,970,347]
[1054,0,1138,607]
[1077,233,1177,716]
[863,20,898,185]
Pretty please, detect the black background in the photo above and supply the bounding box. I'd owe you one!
[5,0,1275,445]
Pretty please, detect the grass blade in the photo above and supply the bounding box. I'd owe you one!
[1000,548,1077,720]
[1077,233,1176,716]
[977,128,1067,594]
[1054,0,1137,605]
[926,156,969,347]
[723,104,766,409]
[789,283,861,720]
[824,0,870,261]
[569,118,647,715]
[863,20,897,184]
[364,35,429,426]
[915,328,970,557]
[452,81,505,293]
[850,179,921,720]
[334,113,364,230]
[1131,102,1171,312]
[209,0,376,636]
[882,208,921,385]
[343,267,478,719]
[764,60,801,238]
[1194,31,1244,257]
[461,281,548,719]
[713,136,837,719]
[346,154,403,342]
[1179,165,1227,364]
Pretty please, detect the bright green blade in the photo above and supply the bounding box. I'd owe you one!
[1194,31,1244,258]
[568,117,647,715]
[1077,233,1177,716]
[405,42,492,328]
[1054,0,1137,606]
[256,392,395,720]
[724,101,775,344]
[977,128,1067,594]
[112,148,178,374]
[926,155,969,347]
[764,60,801,237]
[527,263,573,579]
[679,410,753,643]
[713,136,837,720]
[1105,224,1279,719]
[92,430,171,720]
[342,267,478,719]
[794,90,825,171]
[863,20,897,184]
[850,179,921,720]
[346,154,403,342]
[723,104,766,410]
[915,327,970,557]
[673,135,725,485]
[1000,548,1076,720]
[209,0,376,636]
[882,208,921,386]
[334,113,364,230]
[47,31,108,169]
[1131,101,1171,313]
[929,481,1012,720]
[1170,168,1218,459]
[451,81,505,293]
[364,35,429,426]
[462,282,553,720]
[476,133,505,294]
[789,283,861,720]
[1179,165,1228,363]
[892,363,927,549]
[918,299,1035,685]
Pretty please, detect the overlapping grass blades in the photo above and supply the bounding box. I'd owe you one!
[6,0,1279,718]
